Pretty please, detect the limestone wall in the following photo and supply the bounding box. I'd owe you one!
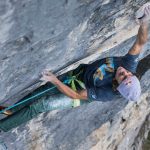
[0,0,150,150]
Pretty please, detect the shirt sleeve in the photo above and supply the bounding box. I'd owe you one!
[87,86,118,102]
[121,53,139,73]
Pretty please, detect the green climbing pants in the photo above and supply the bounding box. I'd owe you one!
[0,94,74,132]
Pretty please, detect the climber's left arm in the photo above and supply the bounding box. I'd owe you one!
[50,78,88,100]
[41,70,88,100]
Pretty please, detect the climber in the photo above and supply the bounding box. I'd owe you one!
[0,3,149,132]
[41,3,150,102]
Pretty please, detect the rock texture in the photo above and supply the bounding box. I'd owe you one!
[0,53,150,150]
[0,0,150,150]
[0,0,148,106]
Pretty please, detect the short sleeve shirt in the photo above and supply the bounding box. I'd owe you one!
[83,53,139,101]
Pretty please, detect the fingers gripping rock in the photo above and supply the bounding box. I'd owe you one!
[136,2,150,24]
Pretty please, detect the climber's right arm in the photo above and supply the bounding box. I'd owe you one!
[128,23,148,55]
[128,3,150,55]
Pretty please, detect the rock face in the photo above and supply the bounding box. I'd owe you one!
[0,0,150,150]
[0,0,148,106]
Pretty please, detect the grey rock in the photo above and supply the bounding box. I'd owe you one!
[0,0,148,106]
[0,0,150,150]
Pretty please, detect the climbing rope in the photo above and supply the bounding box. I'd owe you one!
[0,79,71,114]
[0,86,56,114]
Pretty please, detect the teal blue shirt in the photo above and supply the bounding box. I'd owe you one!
[83,53,139,101]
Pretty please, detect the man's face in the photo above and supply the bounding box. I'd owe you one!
[115,67,133,84]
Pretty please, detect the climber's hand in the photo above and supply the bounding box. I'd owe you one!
[41,70,58,83]
[136,3,150,25]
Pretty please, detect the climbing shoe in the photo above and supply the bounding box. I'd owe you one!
[0,106,12,116]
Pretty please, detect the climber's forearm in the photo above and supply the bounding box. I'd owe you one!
[41,70,87,100]
[51,79,87,100]
[137,23,148,45]
[129,23,148,55]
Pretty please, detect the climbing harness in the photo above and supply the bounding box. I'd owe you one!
[70,75,85,107]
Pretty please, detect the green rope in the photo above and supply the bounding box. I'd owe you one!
[0,86,57,114]
[0,79,70,114]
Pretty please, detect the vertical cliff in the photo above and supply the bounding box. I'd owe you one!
[0,0,150,150]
